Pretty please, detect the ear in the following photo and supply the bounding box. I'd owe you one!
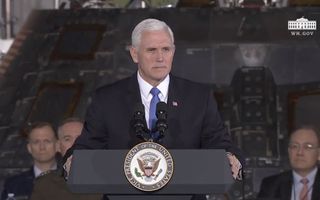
[288,147,290,155]
[129,46,138,63]
[27,143,32,154]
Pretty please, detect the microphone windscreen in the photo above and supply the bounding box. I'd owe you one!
[134,103,145,116]
[156,102,167,116]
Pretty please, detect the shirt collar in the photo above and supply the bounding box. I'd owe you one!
[137,72,170,101]
[293,167,318,185]
[33,163,57,177]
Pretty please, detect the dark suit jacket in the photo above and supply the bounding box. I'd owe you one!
[257,168,320,200]
[68,73,242,163]
[1,168,34,200]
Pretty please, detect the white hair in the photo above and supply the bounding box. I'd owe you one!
[131,18,174,48]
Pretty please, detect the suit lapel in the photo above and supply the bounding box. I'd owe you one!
[284,178,292,200]
[125,74,181,147]
[167,76,179,120]
[311,167,320,200]
[279,171,292,200]
[125,73,144,147]
[125,72,142,109]
[163,75,180,147]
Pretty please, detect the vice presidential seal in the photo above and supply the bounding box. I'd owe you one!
[124,142,174,192]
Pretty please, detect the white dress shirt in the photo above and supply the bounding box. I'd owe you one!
[291,167,317,200]
[33,163,57,177]
[137,72,169,129]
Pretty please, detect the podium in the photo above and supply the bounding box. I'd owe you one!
[67,149,234,200]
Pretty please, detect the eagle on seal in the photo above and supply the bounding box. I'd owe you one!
[137,157,160,177]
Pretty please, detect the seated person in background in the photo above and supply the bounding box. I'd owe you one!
[30,118,103,200]
[257,125,320,200]
[1,122,58,200]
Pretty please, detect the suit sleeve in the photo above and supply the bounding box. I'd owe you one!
[64,89,109,160]
[75,89,109,149]
[201,88,244,165]
[257,177,273,198]
[1,180,8,200]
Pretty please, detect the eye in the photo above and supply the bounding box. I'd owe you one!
[43,139,53,145]
[163,47,173,53]
[288,143,299,150]
[146,48,156,53]
[304,143,317,150]
[30,140,40,145]
[63,136,71,142]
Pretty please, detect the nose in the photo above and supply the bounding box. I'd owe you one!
[39,141,46,150]
[155,50,164,61]
[297,146,304,155]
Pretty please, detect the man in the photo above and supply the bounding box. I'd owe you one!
[30,118,102,200]
[1,122,58,200]
[64,18,242,181]
[257,126,320,200]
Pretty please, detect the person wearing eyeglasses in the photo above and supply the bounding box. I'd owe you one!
[257,125,320,200]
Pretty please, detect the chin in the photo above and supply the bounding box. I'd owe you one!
[153,72,168,79]
[294,165,310,170]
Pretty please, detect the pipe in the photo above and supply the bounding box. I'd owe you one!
[4,0,12,39]
[54,0,60,9]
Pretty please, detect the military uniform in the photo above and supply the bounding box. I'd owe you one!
[30,170,103,200]
[1,168,34,200]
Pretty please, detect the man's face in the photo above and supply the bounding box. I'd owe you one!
[27,126,57,164]
[288,129,320,176]
[58,121,83,156]
[130,29,175,86]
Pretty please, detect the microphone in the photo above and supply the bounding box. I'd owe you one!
[156,102,168,139]
[132,103,149,140]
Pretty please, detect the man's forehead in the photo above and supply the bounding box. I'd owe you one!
[290,129,317,141]
[30,126,54,136]
[60,129,81,138]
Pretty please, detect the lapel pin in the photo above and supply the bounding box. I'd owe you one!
[172,101,178,107]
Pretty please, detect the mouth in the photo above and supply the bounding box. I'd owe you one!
[153,66,166,69]
[294,158,306,162]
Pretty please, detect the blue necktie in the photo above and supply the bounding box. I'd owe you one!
[149,87,160,133]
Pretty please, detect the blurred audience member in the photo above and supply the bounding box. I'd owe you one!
[258,126,320,200]
[30,118,102,200]
[1,122,58,200]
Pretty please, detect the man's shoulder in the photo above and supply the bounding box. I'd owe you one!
[5,169,33,183]
[171,75,211,91]
[99,75,133,89]
[95,75,133,95]
[261,170,292,184]
[3,169,34,191]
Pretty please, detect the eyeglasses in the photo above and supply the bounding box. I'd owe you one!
[288,143,319,151]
